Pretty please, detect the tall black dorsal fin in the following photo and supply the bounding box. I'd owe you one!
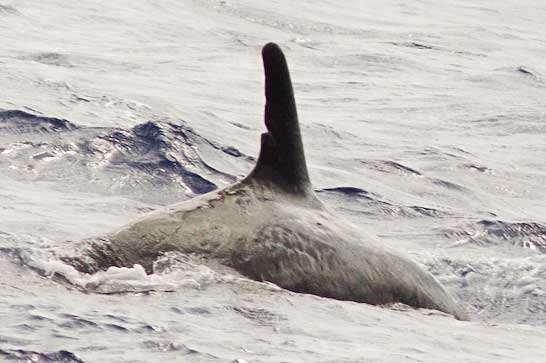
[244,43,312,196]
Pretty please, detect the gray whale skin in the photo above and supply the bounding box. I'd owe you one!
[70,43,467,320]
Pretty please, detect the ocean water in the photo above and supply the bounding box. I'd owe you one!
[1,0,545,362]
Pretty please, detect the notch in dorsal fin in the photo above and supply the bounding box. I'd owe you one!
[245,43,312,196]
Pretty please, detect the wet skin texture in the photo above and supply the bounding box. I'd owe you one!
[68,43,467,320]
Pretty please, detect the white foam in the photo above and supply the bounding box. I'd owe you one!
[21,249,229,294]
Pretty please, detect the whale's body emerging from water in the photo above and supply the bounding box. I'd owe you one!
[70,43,466,320]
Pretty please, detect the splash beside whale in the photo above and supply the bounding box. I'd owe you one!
[67,43,467,320]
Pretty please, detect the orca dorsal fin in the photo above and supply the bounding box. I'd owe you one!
[245,43,313,196]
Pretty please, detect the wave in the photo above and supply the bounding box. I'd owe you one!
[318,186,449,218]
[427,254,546,324]
[445,219,546,252]
[9,246,230,294]
[515,66,544,84]
[0,109,78,134]
[359,159,422,176]
[0,4,18,15]
[0,349,85,363]
[391,41,434,50]
[0,110,252,202]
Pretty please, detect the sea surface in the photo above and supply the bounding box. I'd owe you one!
[1,1,545,362]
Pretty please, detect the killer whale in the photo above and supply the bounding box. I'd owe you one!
[68,43,467,320]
